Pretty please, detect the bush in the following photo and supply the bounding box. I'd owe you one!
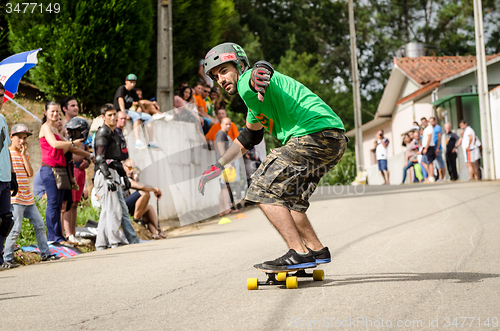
[7,0,154,114]
[319,149,357,186]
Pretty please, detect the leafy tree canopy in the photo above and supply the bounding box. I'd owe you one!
[7,0,154,114]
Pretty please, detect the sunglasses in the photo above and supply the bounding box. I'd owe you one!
[124,165,138,170]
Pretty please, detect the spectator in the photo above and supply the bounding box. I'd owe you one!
[416,126,429,182]
[374,130,389,185]
[123,159,166,239]
[458,120,480,180]
[174,86,195,109]
[193,81,216,133]
[204,85,216,118]
[175,81,189,96]
[429,117,445,181]
[93,104,129,250]
[475,136,482,179]
[173,86,207,142]
[401,132,418,184]
[412,121,420,131]
[444,122,460,181]
[3,124,59,266]
[0,83,19,269]
[116,111,130,160]
[133,88,165,120]
[61,97,92,245]
[411,129,424,183]
[174,86,199,122]
[420,117,436,182]
[243,147,260,187]
[215,117,239,216]
[205,108,240,143]
[115,111,146,245]
[209,87,221,113]
[198,49,214,87]
[113,73,159,149]
[56,113,78,243]
[39,101,83,244]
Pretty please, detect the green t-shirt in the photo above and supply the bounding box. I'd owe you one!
[238,70,344,144]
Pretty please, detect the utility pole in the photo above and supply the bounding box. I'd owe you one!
[157,0,174,112]
[473,0,495,180]
[348,0,364,173]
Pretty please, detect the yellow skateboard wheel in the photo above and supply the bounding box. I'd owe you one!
[312,269,325,281]
[276,272,287,282]
[286,276,298,289]
[247,278,259,290]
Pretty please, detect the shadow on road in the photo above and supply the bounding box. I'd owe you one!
[312,181,499,202]
[319,272,500,287]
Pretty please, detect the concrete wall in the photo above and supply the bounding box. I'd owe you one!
[126,117,222,224]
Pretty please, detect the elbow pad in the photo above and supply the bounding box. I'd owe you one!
[237,127,264,150]
[95,154,111,178]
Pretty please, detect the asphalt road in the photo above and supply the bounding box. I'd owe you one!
[1,180,500,330]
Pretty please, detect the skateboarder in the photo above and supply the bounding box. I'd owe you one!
[199,43,347,271]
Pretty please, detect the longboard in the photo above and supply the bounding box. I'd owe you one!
[247,263,325,290]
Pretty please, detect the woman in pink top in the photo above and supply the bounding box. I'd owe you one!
[39,102,83,243]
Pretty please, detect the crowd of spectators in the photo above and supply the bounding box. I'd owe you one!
[399,117,482,184]
[0,63,266,268]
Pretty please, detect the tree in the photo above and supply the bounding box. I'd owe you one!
[171,0,236,87]
[0,3,12,61]
[7,0,154,114]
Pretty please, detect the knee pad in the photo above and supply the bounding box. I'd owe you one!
[0,212,14,237]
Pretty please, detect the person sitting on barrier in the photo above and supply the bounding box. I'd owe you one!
[122,159,166,239]
[132,88,165,120]
[113,74,160,149]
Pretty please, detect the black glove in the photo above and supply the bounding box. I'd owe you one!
[105,177,117,192]
[122,176,131,191]
[250,61,274,102]
[10,172,18,197]
[198,161,224,195]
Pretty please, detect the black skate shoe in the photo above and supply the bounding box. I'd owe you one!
[307,246,331,264]
[260,249,317,271]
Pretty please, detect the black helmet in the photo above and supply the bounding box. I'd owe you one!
[65,117,90,141]
[204,42,249,79]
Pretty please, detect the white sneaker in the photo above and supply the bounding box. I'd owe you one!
[76,236,91,245]
[164,114,174,121]
[152,113,166,120]
[68,235,91,245]
[135,140,147,150]
[67,235,79,245]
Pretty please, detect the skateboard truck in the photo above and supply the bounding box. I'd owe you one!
[247,265,325,290]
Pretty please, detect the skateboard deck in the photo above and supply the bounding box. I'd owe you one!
[247,263,325,290]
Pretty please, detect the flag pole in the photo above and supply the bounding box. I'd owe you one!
[4,94,42,123]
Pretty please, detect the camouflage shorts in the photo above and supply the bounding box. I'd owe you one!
[246,128,347,212]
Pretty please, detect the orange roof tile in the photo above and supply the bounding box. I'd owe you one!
[394,53,500,85]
